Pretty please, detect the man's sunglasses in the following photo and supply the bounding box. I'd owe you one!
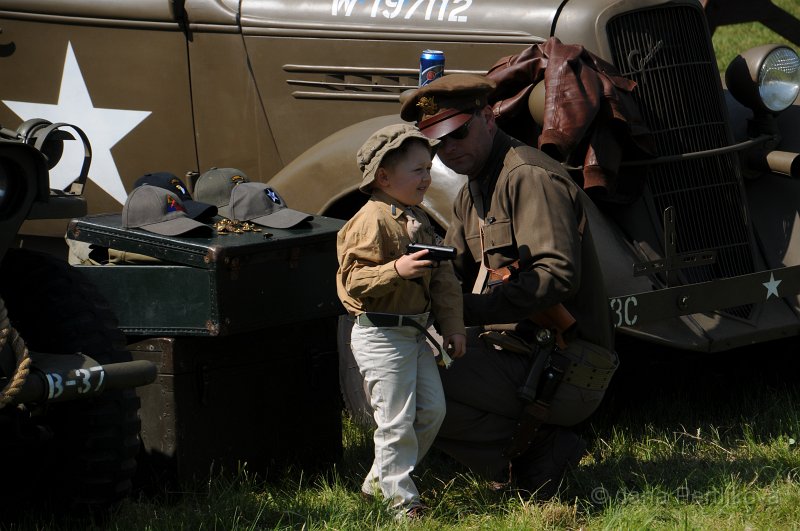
[443,113,476,141]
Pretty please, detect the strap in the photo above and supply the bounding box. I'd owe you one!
[503,352,569,459]
[357,313,453,368]
[468,174,583,346]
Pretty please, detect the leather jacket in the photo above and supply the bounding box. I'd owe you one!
[486,37,654,202]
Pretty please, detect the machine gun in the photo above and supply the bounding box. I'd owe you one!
[0,119,156,512]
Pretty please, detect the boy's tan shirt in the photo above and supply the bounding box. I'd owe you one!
[336,190,465,338]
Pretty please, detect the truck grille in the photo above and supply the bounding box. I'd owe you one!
[607,4,754,319]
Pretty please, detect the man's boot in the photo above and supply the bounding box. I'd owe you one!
[510,426,587,500]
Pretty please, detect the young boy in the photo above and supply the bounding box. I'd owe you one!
[336,123,467,518]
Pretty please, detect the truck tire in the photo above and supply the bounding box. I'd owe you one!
[337,315,375,427]
[0,248,141,511]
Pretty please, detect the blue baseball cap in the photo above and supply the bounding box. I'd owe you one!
[134,172,217,221]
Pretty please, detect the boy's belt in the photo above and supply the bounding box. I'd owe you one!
[355,312,453,368]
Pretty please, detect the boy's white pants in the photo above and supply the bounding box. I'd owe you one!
[350,318,445,509]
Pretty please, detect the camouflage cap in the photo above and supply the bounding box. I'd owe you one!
[356,123,439,194]
[193,167,249,218]
[399,73,496,139]
[122,185,210,236]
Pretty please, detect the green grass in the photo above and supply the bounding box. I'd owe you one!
[712,0,800,73]
[15,344,800,530]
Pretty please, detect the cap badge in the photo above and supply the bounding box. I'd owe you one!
[231,175,246,184]
[417,96,438,116]
[169,178,187,195]
[166,196,186,213]
[265,187,282,205]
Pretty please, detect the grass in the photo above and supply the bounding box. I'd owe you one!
[712,0,800,73]
[12,341,800,530]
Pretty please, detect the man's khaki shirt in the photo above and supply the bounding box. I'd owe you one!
[336,190,465,338]
[444,130,613,350]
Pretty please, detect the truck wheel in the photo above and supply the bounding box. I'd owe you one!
[0,248,141,511]
[337,315,375,427]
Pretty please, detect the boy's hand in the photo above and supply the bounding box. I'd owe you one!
[445,333,467,359]
[394,249,433,279]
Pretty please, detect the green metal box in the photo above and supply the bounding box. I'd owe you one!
[127,321,342,483]
[65,213,346,482]
[66,214,345,336]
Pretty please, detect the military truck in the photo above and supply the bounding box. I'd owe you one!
[0,119,156,511]
[0,0,799,447]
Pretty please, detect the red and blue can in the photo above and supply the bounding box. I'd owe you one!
[419,49,445,87]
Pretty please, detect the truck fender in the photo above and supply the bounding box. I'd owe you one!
[267,115,466,228]
[267,115,404,217]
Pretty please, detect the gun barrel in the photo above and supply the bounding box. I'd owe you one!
[4,358,157,405]
[406,243,456,261]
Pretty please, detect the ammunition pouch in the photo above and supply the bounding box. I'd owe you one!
[480,329,617,392]
[558,338,618,391]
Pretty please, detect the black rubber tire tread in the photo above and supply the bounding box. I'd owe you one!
[337,314,376,427]
[0,248,141,511]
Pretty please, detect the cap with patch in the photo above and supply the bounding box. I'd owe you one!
[356,124,439,194]
[122,185,211,236]
[193,167,250,218]
[399,73,497,139]
[229,182,313,229]
[134,172,217,221]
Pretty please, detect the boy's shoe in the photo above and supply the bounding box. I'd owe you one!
[395,501,430,521]
[360,477,380,501]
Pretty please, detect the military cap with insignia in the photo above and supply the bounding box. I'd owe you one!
[134,172,217,221]
[194,167,250,218]
[399,73,497,139]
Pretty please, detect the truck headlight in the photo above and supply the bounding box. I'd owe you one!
[759,47,800,112]
[726,44,800,114]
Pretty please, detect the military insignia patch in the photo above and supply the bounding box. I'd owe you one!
[166,196,186,213]
[265,187,282,205]
[417,96,438,115]
[169,178,187,195]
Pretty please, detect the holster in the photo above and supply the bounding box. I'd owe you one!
[502,329,569,459]
[486,260,577,348]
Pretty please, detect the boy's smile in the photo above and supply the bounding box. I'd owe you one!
[376,141,434,206]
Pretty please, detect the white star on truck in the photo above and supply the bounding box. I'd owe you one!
[2,42,150,205]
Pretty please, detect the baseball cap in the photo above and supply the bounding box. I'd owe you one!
[399,73,496,139]
[122,185,211,236]
[194,167,250,218]
[134,172,217,221]
[229,182,313,229]
[356,124,439,194]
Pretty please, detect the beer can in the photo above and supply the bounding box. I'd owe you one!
[419,49,445,87]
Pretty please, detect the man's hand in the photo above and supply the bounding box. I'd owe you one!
[394,249,433,279]
[445,333,467,359]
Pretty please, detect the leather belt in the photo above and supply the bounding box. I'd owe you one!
[355,312,453,368]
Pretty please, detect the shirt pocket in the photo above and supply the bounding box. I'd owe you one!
[381,234,404,260]
[482,219,513,252]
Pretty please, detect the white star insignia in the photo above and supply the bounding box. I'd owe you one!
[763,272,782,300]
[2,42,151,205]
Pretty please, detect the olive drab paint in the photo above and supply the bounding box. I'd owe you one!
[2,0,800,463]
